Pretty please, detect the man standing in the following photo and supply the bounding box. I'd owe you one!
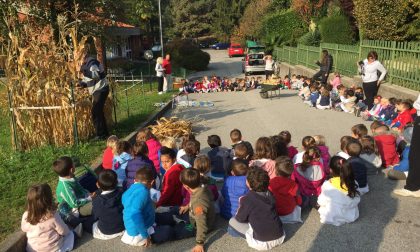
[80,55,109,140]
[162,54,172,92]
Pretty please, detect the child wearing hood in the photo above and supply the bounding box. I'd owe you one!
[113,141,133,187]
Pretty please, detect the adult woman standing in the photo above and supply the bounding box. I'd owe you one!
[155,57,165,95]
[313,50,333,84]
[264,55,274,81]
[358,51,387,110]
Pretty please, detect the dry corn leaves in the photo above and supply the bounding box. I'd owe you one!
[3,17,112,150]
[150,117,193,139]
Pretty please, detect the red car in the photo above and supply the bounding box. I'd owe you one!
[228,43,244,57]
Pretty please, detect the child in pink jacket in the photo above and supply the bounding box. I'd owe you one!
[329,72,341,90]
[249,137,276,179]
[22,184,74,252]
[136,128,162,173]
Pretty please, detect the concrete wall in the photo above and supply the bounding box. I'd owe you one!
[279,63,419,101]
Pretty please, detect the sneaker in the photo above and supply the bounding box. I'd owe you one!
[158,91,163,95]
[393,188,420,198]
[74,223,83,238]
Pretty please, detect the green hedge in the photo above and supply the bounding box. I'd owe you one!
[165,39,210,71]
[261,9,306,48]
[298,30,321,46]
[318,15,355,44]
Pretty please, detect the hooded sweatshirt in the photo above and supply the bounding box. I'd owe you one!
[269,176,302,216]
[249,159,276,179]
[92,189,125,235]
[317,179,360,226]
[113,152,133,186]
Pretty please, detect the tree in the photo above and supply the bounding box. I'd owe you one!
[353,0,411,41]
[235,0,272,41]
[212,0,235,41]
[170,0,215,39]
[291,0,329,24]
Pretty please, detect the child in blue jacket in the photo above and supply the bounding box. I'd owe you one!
[220,159,249,219]
[121,168,173,246]
[113,141,133,187]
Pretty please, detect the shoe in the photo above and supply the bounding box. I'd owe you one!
[158,91,163,95]
[393,188,420,198]
[74,223,83,238]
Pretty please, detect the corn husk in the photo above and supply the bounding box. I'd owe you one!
[150,117,192,139]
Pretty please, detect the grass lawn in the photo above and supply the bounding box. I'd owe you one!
[0,82,176,242]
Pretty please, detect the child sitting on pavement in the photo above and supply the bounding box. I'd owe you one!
[293,136,317,164]
[156,147,185,208]
[136,128,162,174]
[230,128,254,158]
[390,100,414,131]
[22,183,75,252]
[374,125,400,168]
[359,135,383,171]
[180,168,216,252]
[279,130,298,160]
[269,156,302,223]
[206,135,231,179]
[351,124,368,140]
[317,156,360,226]
[249,137,276,179]
[293,147,326,208]
[228,168,286,250]
[345,141,369,195]
[313,135,331,176]
[385,126,413,180]
[92,170,125,240]
[121,168,172,246]
[220,159,250,220]
[101,135,118,170]
[112,141,133,187]
[125,141,156,189]
[179,139,200,169]
[52,156,93,234]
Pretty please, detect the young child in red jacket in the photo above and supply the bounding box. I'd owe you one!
[102,135,118,170]
[269,156,302,223]
[374,125,399,168]
[156,147,184,207]
[390,101,413,131]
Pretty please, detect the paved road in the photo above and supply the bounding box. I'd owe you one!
[75,50,420,252]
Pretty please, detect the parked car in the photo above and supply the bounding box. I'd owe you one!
[246,45,265,54]
[228,43,244,57]
[242,52,265,75]
[210,42,230,50]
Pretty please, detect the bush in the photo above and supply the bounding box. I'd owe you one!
[261,10,306,47]
[318,15,355,44]
[165,39,210,71]
[298,30,321,46]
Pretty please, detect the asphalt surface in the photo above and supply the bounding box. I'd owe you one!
[74,50,420,252]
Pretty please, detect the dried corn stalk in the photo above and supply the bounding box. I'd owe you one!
[3,13,113,150]
[150,117,193,139]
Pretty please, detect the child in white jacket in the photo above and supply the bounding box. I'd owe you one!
[318,156,360,226]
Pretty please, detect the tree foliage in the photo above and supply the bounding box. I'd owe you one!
[353,0,414,41]
[211,0,250,41]
[291,0,329,24]
[165,39,210,70]
[261,9,306,49]
[234,0,272,42]
[170,0,215,39]
[318,15,354,44]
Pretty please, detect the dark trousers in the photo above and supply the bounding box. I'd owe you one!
[154,207,195,242]
[265,70,273,80]
[157,76,164,92]
[405,117,420,191]
[92,87,109,137]
[362,81,379,110]
[312,70,329,84]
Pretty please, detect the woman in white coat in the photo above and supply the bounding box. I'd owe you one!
[318,156,360,226]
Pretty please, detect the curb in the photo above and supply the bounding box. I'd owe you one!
[0,95,176,252]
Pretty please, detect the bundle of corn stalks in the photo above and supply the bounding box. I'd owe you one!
[3,14,113,150]
[150,117,193,139]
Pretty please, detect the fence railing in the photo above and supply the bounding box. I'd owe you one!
[274,40,420,91]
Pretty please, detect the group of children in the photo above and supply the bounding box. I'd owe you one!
[297,72,419,133]
[182,75,262,93]
[21,118,415,251]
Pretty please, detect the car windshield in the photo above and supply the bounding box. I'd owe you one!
[249,47,265,53]
[248,54,264,59]
[232,45,241,48]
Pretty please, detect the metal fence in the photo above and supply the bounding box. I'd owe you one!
[274,40,420,91]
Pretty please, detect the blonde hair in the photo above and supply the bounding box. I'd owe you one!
[107,135,119,148]
[313,135,326,146]
[160,137,177,149]
[156,57,163,64]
